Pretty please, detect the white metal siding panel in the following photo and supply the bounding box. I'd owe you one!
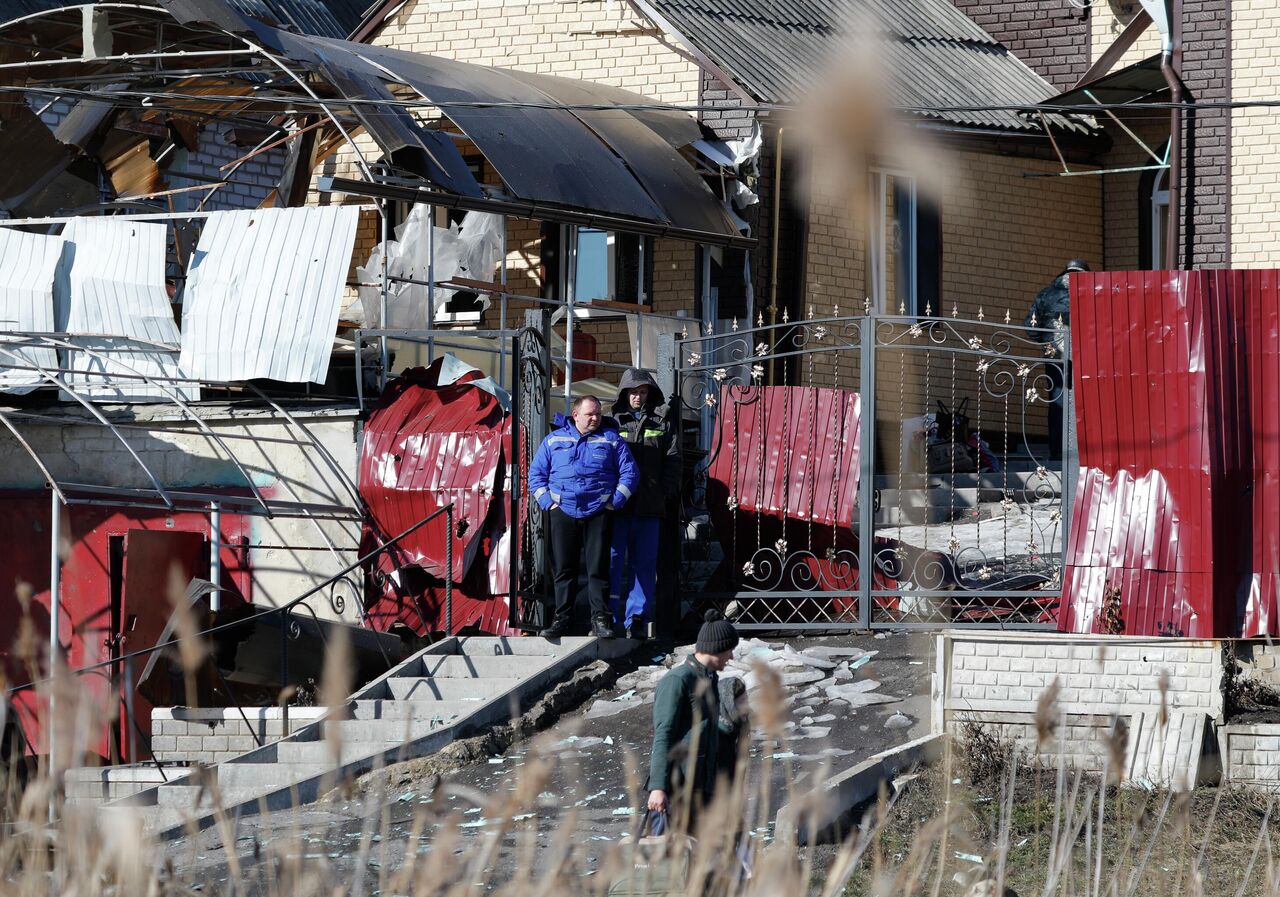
[0,227,62,393]
[179,206,359,384]
[57,218,191,401]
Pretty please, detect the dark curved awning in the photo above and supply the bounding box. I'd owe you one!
[159,0,748,245]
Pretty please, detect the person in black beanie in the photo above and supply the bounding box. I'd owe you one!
[645,610,739,831]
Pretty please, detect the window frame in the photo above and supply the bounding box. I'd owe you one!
[560,224,653,315]
[868,168,919,316]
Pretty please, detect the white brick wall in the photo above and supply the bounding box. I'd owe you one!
[1220,724,1280,787]
[936,631,1223,785]
[151,706,326,765]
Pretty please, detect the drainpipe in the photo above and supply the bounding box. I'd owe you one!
[1158,2,1184,270]
[768,127,784,381]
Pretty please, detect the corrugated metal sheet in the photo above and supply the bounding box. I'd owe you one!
[359,363,517,637]
[179,205,358,384]
[58,218,193,401]
[1060,270,1272,638]
[646,0,1091,134]
[706,384,861,527]
[0,228,62,393]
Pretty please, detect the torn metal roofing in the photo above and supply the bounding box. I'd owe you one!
[180,205,360,384]
[1,1,747,245]
[11,0,368,38]
[638,0,1092,134]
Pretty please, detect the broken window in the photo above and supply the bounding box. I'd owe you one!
[868,170,940,316]
[567,226,654,305]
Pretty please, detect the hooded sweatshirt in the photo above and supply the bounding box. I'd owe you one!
[611,368,680,518]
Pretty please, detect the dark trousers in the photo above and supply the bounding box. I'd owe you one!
[548,507,611,624]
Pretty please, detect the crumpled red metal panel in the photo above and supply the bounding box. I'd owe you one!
[1062,269,1265,637]
[703,385,904,607]
[706,385,861,527]
[359,362,516,636]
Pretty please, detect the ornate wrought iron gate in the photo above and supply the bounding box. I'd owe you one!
[664,308,1071,630]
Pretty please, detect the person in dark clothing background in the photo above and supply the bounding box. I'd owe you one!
[646,611,739,831]
[610,368,680,639]
[1025,259,1088,460]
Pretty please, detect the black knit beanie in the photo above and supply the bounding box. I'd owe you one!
[696,609,739,655]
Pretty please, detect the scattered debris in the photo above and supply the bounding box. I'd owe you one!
[884,712,913,730]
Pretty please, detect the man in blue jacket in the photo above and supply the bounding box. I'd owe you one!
[528,395,640,638]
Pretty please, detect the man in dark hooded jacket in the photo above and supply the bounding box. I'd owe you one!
[609,368,680,639]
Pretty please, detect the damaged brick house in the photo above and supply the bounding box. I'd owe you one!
[2,0,1270,766]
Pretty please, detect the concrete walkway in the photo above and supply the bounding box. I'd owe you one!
[158,632,933,892]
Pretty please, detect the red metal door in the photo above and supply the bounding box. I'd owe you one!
[120,529,206,759]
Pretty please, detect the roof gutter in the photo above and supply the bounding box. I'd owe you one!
[317,175,757,249]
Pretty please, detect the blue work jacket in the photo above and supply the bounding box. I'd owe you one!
[528,415,640,518]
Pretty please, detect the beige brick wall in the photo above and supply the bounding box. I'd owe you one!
[1231,0,1280,267]
[1099,114,1170,271]
[374,0,699,103]
[802,151,1101,323]
[797,152,1097,444]
[943,151,1102,320]
[1090,3,1162,72]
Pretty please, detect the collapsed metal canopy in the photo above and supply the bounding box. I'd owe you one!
[1044,55,1168,109]
[0,1,750,246]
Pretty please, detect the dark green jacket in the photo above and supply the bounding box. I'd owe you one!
[647,656,720,799]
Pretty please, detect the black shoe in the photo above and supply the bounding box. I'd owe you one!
[624,622,647,641]
[542,618,570,639]
[592,617,615,639]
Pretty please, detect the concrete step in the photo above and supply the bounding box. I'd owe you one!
[385,676,521,701]
[348,698,477,722]
[275,738,431,767]
[110,636,618,841]
[454,636,590,657]
[421,654,552,678]
[215,761,331,792]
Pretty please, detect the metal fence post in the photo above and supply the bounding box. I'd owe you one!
[445,505,454,635]
[857,315,876,629]
[1061,336,1076,573]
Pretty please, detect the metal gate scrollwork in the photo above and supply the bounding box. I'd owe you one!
[668,307,1071,631]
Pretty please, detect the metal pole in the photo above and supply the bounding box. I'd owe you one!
[564,225,575,413]
[209,502,221,612]
[379,203,390,389]
[427,205,436,366]
[124,656,137,766]
[445,505,454,635]
[857,318,875,629]
[508,330,521,630]
[48,489,61,818]
[499,217,509,391]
